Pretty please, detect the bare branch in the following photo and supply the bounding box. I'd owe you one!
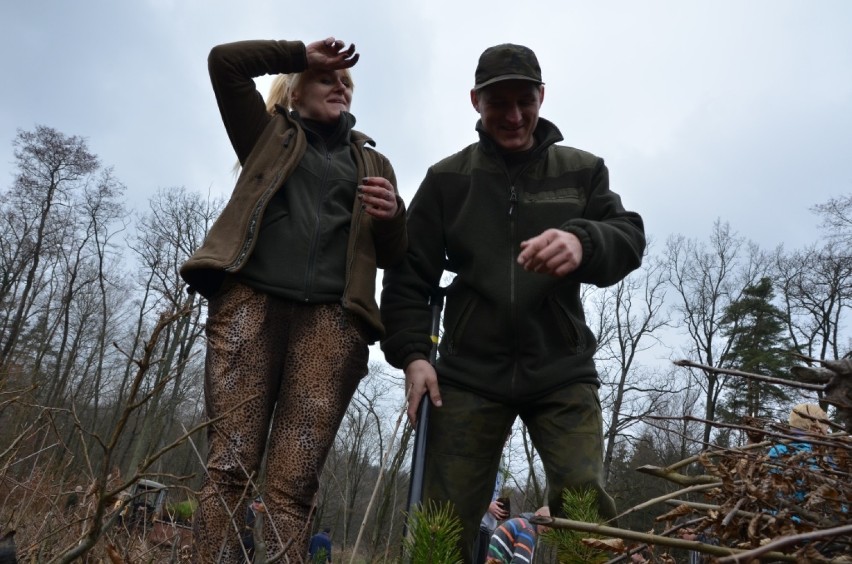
[716,523,852,563]
[530,515,799,562]
[673,359,825,392]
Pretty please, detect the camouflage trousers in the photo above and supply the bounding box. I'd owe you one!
[421,381,615,563]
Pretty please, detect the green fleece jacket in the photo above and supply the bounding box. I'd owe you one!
[180,40,407,342]
[380,119,645,401]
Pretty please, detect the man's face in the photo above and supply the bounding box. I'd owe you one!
[471,80,544,152]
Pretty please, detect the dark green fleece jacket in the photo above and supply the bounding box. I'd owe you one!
[380,119,645,401]
[238,113,358,302]
[180,40,407,342]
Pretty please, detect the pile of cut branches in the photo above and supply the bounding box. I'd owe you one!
[536,357,852,563]
[680,425,850,562]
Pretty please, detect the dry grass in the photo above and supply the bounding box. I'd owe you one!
[1,465,192,563]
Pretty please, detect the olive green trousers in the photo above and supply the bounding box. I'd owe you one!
[421,381,615,563]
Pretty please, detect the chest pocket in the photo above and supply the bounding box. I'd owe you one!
[522,186,584,207]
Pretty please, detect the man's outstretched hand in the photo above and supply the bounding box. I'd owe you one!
[518,228,583,277]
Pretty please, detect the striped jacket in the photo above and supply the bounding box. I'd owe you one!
[487,514,536,564]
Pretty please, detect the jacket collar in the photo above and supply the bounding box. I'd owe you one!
[291,110,354,147]
[275,106,376,148]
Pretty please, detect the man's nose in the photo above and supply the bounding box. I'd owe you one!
[504,104,522,123]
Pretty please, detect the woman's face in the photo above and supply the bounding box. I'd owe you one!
[292,69,353,124]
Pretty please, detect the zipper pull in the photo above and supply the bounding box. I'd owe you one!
[508,188,518,217]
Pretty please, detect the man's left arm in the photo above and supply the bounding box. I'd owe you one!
[518,158,645,286]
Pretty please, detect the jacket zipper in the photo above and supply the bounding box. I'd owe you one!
[505,156,538,394]
[227,128,302,272]
[507,172,519,393]
[302,143,332,301]
[228,168,285,271]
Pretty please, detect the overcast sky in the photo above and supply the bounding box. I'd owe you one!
[2,1,851,251]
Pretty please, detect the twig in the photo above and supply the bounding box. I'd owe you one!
[2,441,59,469]
[612,483,719,523]
[0,384,38,411]
[604,517,707,564]
[673,359,825,391]
[721,497,744,527]
[646,414,846,450]
[634,465,720,486]
[640,439,773,480]
[530,516,798,562]
[664,499,770,522]
[716,523,852,563]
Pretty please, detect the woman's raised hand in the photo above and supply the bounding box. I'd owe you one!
[306,37,359,70]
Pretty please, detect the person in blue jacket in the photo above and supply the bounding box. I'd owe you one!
[308,527,332,563]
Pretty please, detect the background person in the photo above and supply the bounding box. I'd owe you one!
[475,472,509,563]
[181,37,407,563]
[381,43,645,561]
[307,527,333,563]
[768,403,832,505]
[486,506,549,564]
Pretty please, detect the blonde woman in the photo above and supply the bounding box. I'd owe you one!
[181,37,406,563]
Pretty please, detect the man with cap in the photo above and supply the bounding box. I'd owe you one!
[380,43,645,561]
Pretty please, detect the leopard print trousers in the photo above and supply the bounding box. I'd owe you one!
[193,282,367,563]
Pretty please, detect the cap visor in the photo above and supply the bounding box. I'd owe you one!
[474,74,543,90]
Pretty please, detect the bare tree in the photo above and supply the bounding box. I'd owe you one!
[0,126,98,376]
[665,220,768,443]
[323,368,391,550]
[0,128,132,485]
[119,187,221,475]
[812,193,852,245]
[774,241,852,361]
[587,244,674,482]
[42,168,128,414]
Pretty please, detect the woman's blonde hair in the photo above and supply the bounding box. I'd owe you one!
[265,69,355,115]
[788,403,829,433]
[232,69,355,174]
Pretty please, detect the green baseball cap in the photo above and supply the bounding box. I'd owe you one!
[474,43,543,90]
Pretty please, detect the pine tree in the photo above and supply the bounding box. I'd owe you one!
[719,277,794,420]
[403,500,464,564]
